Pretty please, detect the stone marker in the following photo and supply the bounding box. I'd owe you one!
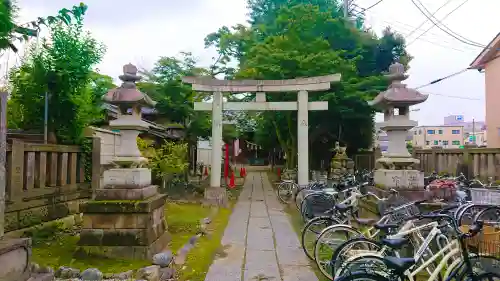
[368,62,428,189]
[78,64,170,259]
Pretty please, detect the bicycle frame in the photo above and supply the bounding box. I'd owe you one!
[335,220,448,278]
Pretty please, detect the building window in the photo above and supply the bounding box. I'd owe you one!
[426,141,430,145]
[438,130,443,134]
[414,131,417,135]
[434,140,438,145]
[452,130,460,134]
[443,140,449,145]
[452,140,460,145]
[427,130,435,134]
[418,130,421,135]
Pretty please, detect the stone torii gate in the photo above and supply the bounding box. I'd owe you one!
[182,74,341,193]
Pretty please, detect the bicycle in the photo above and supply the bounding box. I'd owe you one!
[310,189,408,278]
[334,208,500,281]
[331,202,462,279]
[300,184,368,261]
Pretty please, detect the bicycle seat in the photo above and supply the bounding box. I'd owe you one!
[381,238,409,250]
[383,256,415,273]
[334,203,353,213]
[374,222,399,232]
[354,218,378,226]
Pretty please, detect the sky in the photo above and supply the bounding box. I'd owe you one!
[7,0,500,126]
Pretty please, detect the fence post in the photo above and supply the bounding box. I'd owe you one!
[8,139,24,202]
[91,137,101,190]
[430,148,438,173]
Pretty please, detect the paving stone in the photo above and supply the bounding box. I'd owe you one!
[282,265,319,281]
[248,217,271,229]
[204,172,318,281]
[244,250,280,281]
[247,229,275,250]
[276,247,310,266]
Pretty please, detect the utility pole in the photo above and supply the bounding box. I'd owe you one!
[343,0,350,18]
[472,118,476,145]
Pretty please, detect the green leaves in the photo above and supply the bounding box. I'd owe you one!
[138,138,189,178]
[204,1,410,165]
[138,52,212,140]
[8,4,105,145]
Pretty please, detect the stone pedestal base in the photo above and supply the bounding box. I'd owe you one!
[0,238,31,281]
[78,168,170,259]
[374,169,424,189]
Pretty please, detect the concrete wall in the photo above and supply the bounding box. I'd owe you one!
[89,126,121,165]
[485,50,500,147]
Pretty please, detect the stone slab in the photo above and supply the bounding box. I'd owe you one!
[78,230,170,260]
[94,185,158,200]
[80,193,167,213]
[0,238,31,281]
[103,168,152,188]
[203,172,318,281]
[244,249,280,281]
[374,169,424,189]
[246,228,275,251]
[282,265,320,281]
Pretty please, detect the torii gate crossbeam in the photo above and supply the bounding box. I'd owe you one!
[182,74,341,191]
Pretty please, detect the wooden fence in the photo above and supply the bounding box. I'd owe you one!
[353,147,500,180]
[4,138,101,232]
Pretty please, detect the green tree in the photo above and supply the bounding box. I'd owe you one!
[8,6,105,144]
[205,3,410,168]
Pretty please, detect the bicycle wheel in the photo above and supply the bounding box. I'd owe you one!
[314,224,362,280]
[301,216,341,261]
[335,254,394,280]
[452,255,500,280]
[277,181,294,203]
[294,185,308,210]
[331,237,385,276]
[473,272,500,281]
[334,272,391,281]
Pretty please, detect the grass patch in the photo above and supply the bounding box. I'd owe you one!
[30,201,216,273]
[176,206,233,280]
[176,185,243,281]
[166,202,214,252]
[31,223,151,273]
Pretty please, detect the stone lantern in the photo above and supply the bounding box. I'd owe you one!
[369,62,428,189]
[78,64,170,259]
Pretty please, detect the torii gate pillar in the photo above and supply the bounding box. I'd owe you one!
[182,75,341,203]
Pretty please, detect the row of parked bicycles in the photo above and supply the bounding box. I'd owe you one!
[276,168,500,281]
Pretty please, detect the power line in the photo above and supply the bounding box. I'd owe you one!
[415,68,469,89]
[351,9,477,53]
[405,0,454,39]
[409,0,485,48]
[420,90,482,101]
[407,0,470,46]
[363,0,386,11]
[350,4,477,52]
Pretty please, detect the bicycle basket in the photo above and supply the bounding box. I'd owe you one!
[302,193,336,220]
[461,225,500,257]
[379,195,420,223]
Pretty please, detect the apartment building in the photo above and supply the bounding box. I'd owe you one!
[443,115,486,134]
[413,125,464,148]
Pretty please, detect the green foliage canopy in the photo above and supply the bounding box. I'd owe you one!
[205,2,411,168]
[8,6,105,144]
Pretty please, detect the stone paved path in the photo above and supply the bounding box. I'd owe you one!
[204,172,318,281]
